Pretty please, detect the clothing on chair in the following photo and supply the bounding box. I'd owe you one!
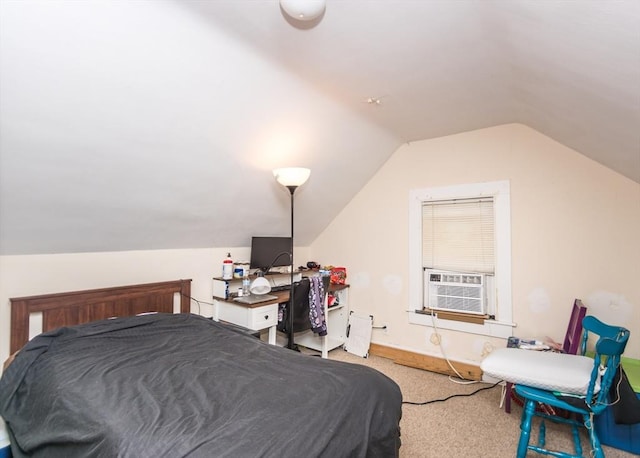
[612,366,640,425]
[308,276,327,336]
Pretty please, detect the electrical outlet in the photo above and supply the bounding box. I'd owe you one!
[481,341,494,357]
[383,324,389,335]
[430,333,441,345]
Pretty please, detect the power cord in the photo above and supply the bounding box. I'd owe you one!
[429,312,475,384]
[402,380,502,405]
[601,368,623,407]
[181,294,215,316]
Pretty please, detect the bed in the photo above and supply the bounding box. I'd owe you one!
[0,280,402,457]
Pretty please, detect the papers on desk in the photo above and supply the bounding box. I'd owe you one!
[507,336,551,351]
[233,294,278,305]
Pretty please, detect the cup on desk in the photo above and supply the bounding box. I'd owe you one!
[234,264,250,278]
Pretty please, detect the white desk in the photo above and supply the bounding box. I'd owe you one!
[212,279,350,358]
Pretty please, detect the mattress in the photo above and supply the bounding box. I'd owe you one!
[0,313,402,458]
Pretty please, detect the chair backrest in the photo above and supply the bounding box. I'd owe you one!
[278,278,312,334]
[563,299,587,354]
[579,315,630,414]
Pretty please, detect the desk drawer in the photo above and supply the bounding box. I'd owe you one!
[248,303,278,330]
[216,300,279,332]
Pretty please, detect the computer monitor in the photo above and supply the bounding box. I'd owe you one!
[249,236,292,274]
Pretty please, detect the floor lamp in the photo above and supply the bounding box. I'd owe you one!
[273,167,311,350]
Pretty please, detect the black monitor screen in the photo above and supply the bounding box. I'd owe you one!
[249,236,292,273]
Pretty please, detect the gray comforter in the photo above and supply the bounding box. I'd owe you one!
[0,313,401,457]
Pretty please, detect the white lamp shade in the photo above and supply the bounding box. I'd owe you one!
[250,276,272,295]
[280,0,326,21]
[273,167,311,187]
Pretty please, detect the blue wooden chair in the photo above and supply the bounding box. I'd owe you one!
[514,316,630,458]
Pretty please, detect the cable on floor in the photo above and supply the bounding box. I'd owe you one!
[402,380,502,406]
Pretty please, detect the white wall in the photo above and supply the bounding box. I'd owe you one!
[1,124,637,368]
[310,124,640,362]
[0,247,309,367]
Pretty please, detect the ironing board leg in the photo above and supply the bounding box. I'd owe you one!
[505,382,512,413]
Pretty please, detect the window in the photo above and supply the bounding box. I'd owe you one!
[422,198,495,274]
[408,181,513,338]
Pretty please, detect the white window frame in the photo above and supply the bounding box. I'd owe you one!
[408,180,514,338]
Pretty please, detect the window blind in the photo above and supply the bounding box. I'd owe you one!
[422,198,495,274]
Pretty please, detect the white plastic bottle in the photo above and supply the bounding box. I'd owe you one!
[222,253,234,280]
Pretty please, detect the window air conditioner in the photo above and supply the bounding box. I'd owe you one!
[425,270,486,315]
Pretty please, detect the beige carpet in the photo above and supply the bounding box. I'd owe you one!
[326,349,637,458]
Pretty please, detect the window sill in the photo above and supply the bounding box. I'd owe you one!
[408,310,514,338]
[421,309,487,325]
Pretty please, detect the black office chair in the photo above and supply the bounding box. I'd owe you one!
[277,277,312,349]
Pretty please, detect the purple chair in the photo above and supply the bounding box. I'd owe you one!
[503,299,587,413]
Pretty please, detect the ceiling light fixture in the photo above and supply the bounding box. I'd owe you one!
[280,0,326,22]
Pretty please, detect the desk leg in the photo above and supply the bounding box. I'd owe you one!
[212,299,219,321]
[321,336,328,359]
[268,325,276,345]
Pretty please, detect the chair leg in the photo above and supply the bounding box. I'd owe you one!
[517,399,536,458]
[505,382,512,413]
[570,422,583,457]
[538,419,546,448]
[585,413,603,458]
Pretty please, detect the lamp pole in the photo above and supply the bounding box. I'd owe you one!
[272,167,310,351]
[287,185,297,350]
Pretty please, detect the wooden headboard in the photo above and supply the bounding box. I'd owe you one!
[10,279,192,354]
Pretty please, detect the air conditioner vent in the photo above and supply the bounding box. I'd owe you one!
[425,270,486,315]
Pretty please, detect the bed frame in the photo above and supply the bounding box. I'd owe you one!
[10,279,192,354]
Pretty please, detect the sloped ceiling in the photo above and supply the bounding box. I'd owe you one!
[0,0,638,256]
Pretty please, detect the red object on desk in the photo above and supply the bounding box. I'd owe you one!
[330,267,347,285]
